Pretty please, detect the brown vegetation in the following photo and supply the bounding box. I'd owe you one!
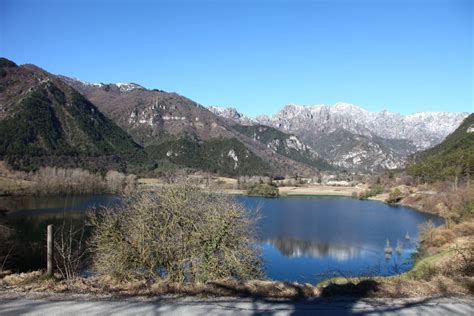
[54,222,88,280]
[400,184,474,222]
[0,165,137,195]
[88,185,262,283]
[0,223,14,272]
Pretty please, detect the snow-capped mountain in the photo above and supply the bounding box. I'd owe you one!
[208,106,254,125]
[209,103,469,171]
[59,76,144,93]
[256,103,468,150]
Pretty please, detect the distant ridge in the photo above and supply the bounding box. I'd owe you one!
[211,104,468,171]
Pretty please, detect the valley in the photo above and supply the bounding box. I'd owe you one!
[0,56,473,302]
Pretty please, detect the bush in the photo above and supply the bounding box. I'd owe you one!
[246,183,279,197]
[105,170,137,194]
[419,220,436,246]
[386,188,403,204]
[358,185,384,200]
[89,185,262,283]
[0,223,14,271]
[54,222,87,280]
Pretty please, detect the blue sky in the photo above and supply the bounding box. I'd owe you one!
[1,0,472,116]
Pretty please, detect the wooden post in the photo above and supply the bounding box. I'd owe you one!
[47,224,54,276]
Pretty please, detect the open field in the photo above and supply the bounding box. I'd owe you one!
[138,177,368,197]
[279,185,366,197]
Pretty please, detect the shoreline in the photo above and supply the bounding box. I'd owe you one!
[213,184,366,198]
[0,185,468,299]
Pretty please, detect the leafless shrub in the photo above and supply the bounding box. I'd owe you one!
[105,170,137,194]
[89,185,262,283]
[418,220,436,247]
[420,185,474,222]
[30,167,106,195]
[54,222,88,280]
[0,223,14,272]
[451,242,474,276]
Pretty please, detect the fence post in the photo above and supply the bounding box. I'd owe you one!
[47,224,54,276]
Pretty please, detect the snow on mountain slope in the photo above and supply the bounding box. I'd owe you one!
[208,106,255,125]
[256,103,468,150]
[209,103,468,171]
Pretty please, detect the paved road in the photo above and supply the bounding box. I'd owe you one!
[0,296,473,315]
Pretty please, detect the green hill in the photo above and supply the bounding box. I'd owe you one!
[407,114,474,182]
[146,136,271,176]
[0,59,145,172]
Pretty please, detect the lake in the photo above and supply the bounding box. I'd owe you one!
[0,194,443,283]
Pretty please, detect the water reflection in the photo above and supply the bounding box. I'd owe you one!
[2,194,443,283]
[0,195,121,217]
[238,196,443,282]
[265,238,361,261]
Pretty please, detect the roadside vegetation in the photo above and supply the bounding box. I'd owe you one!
[89,185,262,283]
[0,221,14,273]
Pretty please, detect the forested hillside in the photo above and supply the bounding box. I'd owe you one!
[408,113,474,183]
[146,136,271,176]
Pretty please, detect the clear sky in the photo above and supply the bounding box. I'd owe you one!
[1,0,472,116]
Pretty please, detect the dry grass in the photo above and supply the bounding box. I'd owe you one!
[2,269,471,299]
[279,185,366,197]
[0,272,320,299]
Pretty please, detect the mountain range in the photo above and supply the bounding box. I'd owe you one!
[209,105,468,171]
[0,58,322,176]
[0,57,469,176]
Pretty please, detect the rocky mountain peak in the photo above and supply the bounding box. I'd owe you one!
[209,104,468,171]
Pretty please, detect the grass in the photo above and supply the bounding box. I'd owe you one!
[0,272,320,299]
[403,250,452,280]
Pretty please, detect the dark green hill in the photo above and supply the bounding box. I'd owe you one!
[146,136,271,176]
[233,124,333,170]
[407,114,474,182]
[0,58,145,172]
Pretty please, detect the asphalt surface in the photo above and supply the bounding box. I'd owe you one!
[0,296,473,315]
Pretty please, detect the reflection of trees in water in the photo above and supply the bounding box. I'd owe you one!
[3,212,90,272]
[0,195,121,217]
[0,195,91,213]
[267,238,361,261]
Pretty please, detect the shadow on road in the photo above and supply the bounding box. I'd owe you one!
[1,293,472,315]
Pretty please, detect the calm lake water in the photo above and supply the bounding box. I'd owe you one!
[0,194,443,283]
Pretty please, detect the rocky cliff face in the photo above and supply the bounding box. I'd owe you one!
[209,103,468,171]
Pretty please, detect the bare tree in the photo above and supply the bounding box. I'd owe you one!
[54,221,88,280]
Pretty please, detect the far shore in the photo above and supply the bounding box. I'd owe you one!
[213,185,365,197]
[139,177,368,197]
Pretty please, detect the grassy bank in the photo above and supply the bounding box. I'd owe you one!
[318,183,474,298]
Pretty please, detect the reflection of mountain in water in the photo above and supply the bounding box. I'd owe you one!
[267,238,361,261]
